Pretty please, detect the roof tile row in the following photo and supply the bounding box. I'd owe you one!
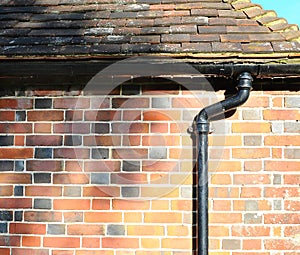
[0,0,299,59]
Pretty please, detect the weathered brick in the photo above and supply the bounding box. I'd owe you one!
[35,148,53,159]
[34,98,52,109]
[47,224,66,235]
[222,239,241,250]
[34,199,51,209]
[107,224,125,236]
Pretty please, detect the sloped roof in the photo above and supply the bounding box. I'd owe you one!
[1,0,300,61]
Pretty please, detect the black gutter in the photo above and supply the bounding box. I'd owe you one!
[0,61,300,88]
[194,72,253,255]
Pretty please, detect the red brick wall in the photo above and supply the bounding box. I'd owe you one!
[0,82,299,255]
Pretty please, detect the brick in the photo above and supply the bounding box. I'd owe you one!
[127,225,164,236]
[107,224,125,236]
[113,148,148,159]
[83,186,120,197]
[26,135,62,146]
[210,213,242,223]
[213,200,231,211]
[54,123,90,134]
[0,173,31,184]
[244,135,262,146]
[264,109,300,120]
[265,135,300,146]
[284,122,300,133]
[34,123,52,133]
[11,248,49,255]
[102,237,139,248]
[244,213,262,224]
[27,110,64,121]
[0,185,13,196]
[285,96,300,108]
[35,148,52,159]
[264,187,300,198]
[82,237,100,248]
[0,98,33,109]
[144,212,182,223]
[0,235,20,246]
[0,211,13,221]
[53,98,89,109]
[84,212,122,223]
[210,187,239,198]
[91,123,110,134]
[0,148,33,159]
[44,237,80,248]
[35,98,52,109]
[68,224,104,235]
[222,239,241,250]
[65,110,83,121]
[26,186,61,197]
[240,187,262,198]
[112,199,149,210]
[0,123,32,133]
[232,148,270,159]
[142,160,179,172]
[0,111,15,121]
[265,161,300,171]
[264,239,300,250]
[121,187,140,197]
[232,226,270,237]
[111,173,147,184]
[84,110,121,121]
[285,200,300,211]
[84,136,121,146]
[53,173,89,184]
[0,161,14,171]
[54,148,90,159]
[15,111,26,121]
[14,186,23,196]
[22,236,41,247]
[26,160,63,171]
[284,175,300,185]
[47,224,65,235]
[33,199,51,209]
[112,98,149,108]
[24,211,62,222]
[84,161,120,172]
[232,122,271,133]
[234,174,270,184]
[10,223,46,235]
[0,223,7,233]
[0,248,9,255]
[92,199,110,210]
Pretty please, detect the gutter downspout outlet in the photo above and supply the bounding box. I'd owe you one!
[195,72,253,255]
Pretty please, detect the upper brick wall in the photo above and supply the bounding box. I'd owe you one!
[0,0,300,60]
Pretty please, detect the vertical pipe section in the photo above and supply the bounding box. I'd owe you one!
[196,72,253,255]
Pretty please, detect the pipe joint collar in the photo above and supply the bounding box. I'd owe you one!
[196,121,210,133]
[237,72,253,90]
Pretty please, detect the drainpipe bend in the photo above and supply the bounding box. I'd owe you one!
[196,72,253,128]
[195,72,253,255]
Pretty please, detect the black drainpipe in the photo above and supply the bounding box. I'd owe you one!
[195,72,253,255]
